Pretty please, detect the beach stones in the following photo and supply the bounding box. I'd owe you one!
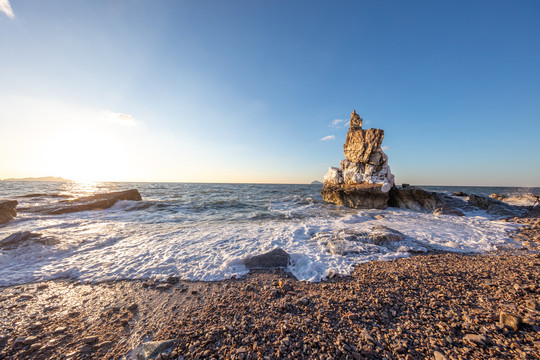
[0,199,17,224]
[322,110,394,209]
[244,248,290,269]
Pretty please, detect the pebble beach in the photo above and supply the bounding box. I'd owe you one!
[1,214,539,360]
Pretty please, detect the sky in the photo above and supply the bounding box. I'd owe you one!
[1,1,539,186]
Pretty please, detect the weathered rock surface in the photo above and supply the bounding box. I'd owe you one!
[388,186,445,212]
[33,189,142,215]
[467,194,523,217]
[0,199,17,224]
[244,248,290,269]
[322,110,394,209]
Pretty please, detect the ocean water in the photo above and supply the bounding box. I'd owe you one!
[0,181,537,286]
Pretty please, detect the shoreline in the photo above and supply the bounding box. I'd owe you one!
[1,250,539,360]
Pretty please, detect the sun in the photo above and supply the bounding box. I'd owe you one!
[41,130,131,182]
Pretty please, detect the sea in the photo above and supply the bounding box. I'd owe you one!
[0,181,539,287]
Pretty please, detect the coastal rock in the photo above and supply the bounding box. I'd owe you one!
[433,205,465,217]
[0,199,18,224]
[490,193,505,201]
[453,191,468,197]
[313,226,405,256]
[388,186,444,212]
[244,248,290,269]
[321,184,390,209]
[467,194,522,217]
[322,110,394,209]
[1,231,36,247]
[42,189,142,215]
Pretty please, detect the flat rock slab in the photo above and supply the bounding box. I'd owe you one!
[244,248,290,269]
[32,189,142,215]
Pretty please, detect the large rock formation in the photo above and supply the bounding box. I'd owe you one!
[321,111,394,209]
[0,200,18,224]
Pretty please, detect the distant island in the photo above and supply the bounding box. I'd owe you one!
[1,176,73,182]
[311,180,322,185]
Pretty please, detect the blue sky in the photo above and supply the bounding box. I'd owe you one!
[1,0,539,185]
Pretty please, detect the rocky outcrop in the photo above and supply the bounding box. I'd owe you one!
[33,189,142,215]
[244,248,290,269]
[0,200,18,224]
[388,186,445,212]
[467,194,523,217]
[321,111,394,209]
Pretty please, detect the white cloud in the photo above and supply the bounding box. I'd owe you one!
[0,0,14,18]
[382,146,389,151]
[329,119,345,127]
[104,111,139,126]
[320,135,335,141]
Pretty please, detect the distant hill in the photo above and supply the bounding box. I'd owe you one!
[311,180,323,185]
[1,176,73,182]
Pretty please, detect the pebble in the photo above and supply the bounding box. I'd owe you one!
[463,334,486,346]
[433,350,449,360]
[499,312,521,331]
[82,336,99,344]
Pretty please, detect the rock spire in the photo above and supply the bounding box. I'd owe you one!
[321,111,394,209]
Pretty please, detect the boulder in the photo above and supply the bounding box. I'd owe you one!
[244,248,290,269]
[388,186,445,212]
[453,191,468,197]
[433,205,465,217]
[41,189,142,215]
[0,199,18,224]
[322,110,394,209]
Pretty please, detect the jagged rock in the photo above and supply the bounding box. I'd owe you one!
[38,189,142,215]
[0,199,17,224]
[244,248,290,269]
[453,191,468,197]
[322,110,394,209]
[433,204,465,217]
[467,194,522,217]
[388,186,444,212]
[321,184,389,209]
[343,128,385,164]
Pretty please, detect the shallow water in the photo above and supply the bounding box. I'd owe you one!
[0,181,532,286]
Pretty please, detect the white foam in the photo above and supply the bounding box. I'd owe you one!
[0,205,519,286]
